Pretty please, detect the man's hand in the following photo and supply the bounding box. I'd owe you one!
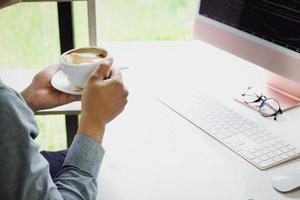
[78,63,129,144]
[21,65,81,112]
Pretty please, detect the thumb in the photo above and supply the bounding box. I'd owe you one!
[90,58,113,80]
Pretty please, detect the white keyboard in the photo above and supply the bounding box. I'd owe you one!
[157,91,300,170]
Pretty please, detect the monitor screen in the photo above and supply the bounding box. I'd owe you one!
[199,0,300,53]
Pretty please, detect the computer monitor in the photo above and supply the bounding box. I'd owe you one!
[194,0,300,110]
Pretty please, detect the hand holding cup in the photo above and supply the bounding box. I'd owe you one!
[61,47,112,88]
[78,62,129,144]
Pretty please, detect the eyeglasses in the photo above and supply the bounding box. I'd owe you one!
[242,87,283,120]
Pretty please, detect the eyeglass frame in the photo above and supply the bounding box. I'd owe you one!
[242,88,283,120]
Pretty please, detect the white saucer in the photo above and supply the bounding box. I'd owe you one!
[51,70,83,96]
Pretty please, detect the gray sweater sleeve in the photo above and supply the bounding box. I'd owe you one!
[0,82,104,200]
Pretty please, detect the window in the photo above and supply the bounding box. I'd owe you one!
[0,2,60,70]
[0,2,66,150]
[0,0,197,151]
[73,0,197,46]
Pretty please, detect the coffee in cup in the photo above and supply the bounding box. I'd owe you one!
[64,49,106,65]
[61,47,110,88]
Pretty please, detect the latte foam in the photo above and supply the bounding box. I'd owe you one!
[64,52,105,65]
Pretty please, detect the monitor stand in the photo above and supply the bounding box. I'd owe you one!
[235,71,300,112]
[265,71,300,111]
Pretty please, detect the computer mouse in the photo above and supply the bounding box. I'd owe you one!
[272,168,300,193]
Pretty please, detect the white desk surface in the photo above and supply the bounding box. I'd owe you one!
[2,41,300,199]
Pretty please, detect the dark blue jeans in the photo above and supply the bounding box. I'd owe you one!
[41,150,68,179]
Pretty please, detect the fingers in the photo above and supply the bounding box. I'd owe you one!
[62,94,81,105]
[123,85,129,98]
[107,68,123,83]
[106,68,128,98]
[55,90,81,104]
[90,58,113,80]
[69,94,82,102]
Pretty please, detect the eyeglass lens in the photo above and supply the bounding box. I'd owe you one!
[242,87,282,119]
[260,98,280,117]
[242,87,262,103]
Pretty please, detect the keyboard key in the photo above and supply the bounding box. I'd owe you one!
[256,145,265,151]
[272,156,282,162]
[253,158,263,164]
[249,134,258,140]
[270,140,278,145]
[293,148,300,154]
[279,154,289,160]
[261,148,269,155]
[259,160,274,168]
[281,147,290,153]
[267,152,275,158]
[259,155,268,161]
[258,160,274,168]
[262,135,272,141]
[234,145,244,152]
[215,133,226,140]
[286,145,297,151]
[267,146,276,152]
[286,151,296,157]
[249,148,259,154]
[255,138,264,144]
[253,151,262,157]
[241,151,256,160]
[262,142,271,148]
[280,141,289,147]
[274,150,283,156]
[274,143,283,149]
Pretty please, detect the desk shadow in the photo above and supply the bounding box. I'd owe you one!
[277,189,300,199]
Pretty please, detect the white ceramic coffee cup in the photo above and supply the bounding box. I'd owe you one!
[60,47,111,88]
